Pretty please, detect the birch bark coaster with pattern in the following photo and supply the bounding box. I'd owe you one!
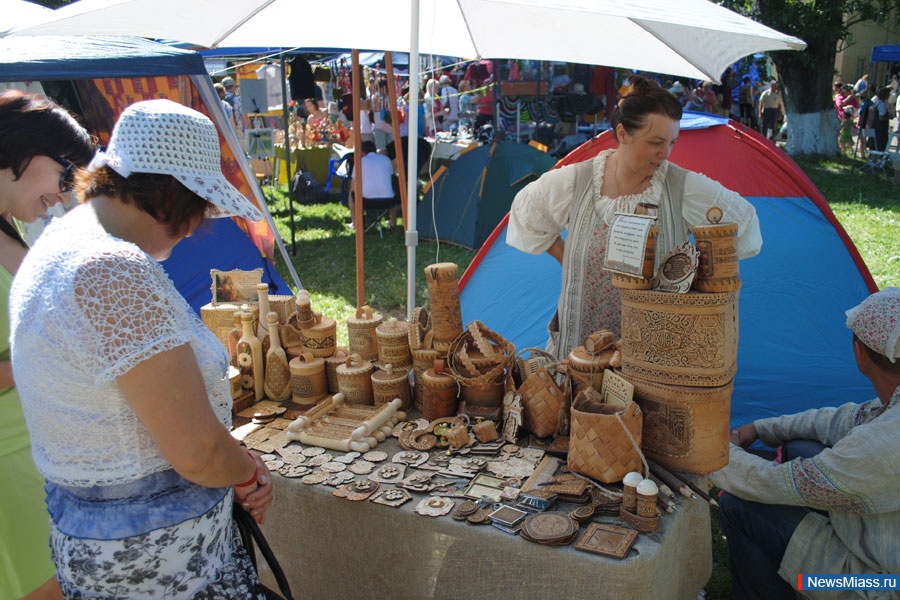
[574,523,638,559]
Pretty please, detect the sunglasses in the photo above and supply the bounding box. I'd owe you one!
[51,155,76,193]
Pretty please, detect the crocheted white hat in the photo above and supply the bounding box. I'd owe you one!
[846,287,900,363]
[90,99,263,221]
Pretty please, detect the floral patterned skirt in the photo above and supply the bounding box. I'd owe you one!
[46,471,265,599]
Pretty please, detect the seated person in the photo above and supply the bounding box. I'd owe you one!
[348,140,398,230]
[711,287,900,599]
[385,135,433,179]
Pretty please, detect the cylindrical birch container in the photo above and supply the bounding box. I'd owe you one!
[289,352,327,405]
[347,305,382,362]
[324,346,351,394]
[421,359,458,420]
[335,353,375,405]
[411,331,442,412]
[371,363,412,409]
[424,263,463,351]
[376,319,412,368]
[301,312,336,358]
[693,221,741,293]
[611,225,657,290]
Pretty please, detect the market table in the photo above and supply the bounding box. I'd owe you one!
[256,434,712,600]
[274,144,332,187]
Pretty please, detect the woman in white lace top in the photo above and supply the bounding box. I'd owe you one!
[507,75,763,359]
[10,99,273,598]
[0,90,93,600]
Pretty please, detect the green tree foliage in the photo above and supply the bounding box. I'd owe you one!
[721,0,900,115]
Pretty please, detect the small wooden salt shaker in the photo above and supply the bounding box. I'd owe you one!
[622,471,643,513]
[636,479,659,518]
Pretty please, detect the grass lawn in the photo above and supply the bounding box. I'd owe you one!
[263,151,896,599]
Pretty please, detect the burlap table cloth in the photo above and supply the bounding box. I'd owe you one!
[257,423,712,600]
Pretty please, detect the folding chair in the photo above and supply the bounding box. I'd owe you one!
[342,152,400,238]
[854,128,891,177]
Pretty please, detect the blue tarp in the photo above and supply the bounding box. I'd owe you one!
[871,44,900,63]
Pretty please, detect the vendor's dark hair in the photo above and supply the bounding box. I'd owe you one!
[0,90,94,248]
[611,75,682,141]
[78,166,208,238]
[854,334,900,374]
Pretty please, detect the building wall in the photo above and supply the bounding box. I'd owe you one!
[834,16,900,88]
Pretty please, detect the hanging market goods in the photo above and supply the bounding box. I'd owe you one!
[514,348,566,439]
[424,263,464,351]
[631,376,733,474]
[693,206,741,293]
[324,347,351,394]
[300,312,337,358]
[376,319,412,369]
[237,311,264,400]
[289,352,328,405]
[421,359,458,420]
[347,305,383,362]
[447,321,516,410]
[620,288,738,387]
[285,393,406,452]
[335,353,375,405]
[371,364,412,409]
[264,312,292,401]
[567,388,643,484]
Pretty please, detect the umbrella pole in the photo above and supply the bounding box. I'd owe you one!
[352,49,365,308]
[406,0,421,319]
[384,52,407,229]
[279,52,296,256]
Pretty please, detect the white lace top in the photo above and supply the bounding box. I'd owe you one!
[10,216,232,487]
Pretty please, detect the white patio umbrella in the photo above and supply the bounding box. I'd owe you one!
[10,0,806,316]
[0,0,51,35]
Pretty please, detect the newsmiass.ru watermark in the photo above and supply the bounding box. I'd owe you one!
[799,574,899,591]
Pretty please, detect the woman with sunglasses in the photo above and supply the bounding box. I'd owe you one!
[0,90,93,599]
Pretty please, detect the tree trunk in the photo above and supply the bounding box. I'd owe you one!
[782,110,841,155]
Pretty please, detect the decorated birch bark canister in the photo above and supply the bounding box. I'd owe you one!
[567,346,613,395]
[376,319,412,368]
[324,346,350,394]
[693,222,741,293]
[411,331,442,412]
[421,359,458,419]
[347,305,383,361]
[336,353,375,405]
[371,363,412,409]
[629,375,733,474]
[424,262,464,351]
[620,288,739,387]
[289,352,328,405]
[610,225,658,290]
[264,312,292,402]
[301,312,337,358]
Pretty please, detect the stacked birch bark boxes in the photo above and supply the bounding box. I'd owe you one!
[613,218,741,474]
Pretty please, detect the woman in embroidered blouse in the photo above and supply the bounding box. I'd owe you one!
[0,90,93,600]
[507,75,762,359]
[10,99,273,598]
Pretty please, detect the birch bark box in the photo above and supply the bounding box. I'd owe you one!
[201,303,259,348]
[620,289,738,387]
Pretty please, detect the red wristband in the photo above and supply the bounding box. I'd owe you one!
[236,453,258,488]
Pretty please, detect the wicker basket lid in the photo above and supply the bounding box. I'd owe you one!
[568,347,614,371]
[347,305,383,328]
[335,353,373,376]
[372,364,410,384]
[377,319,409,337]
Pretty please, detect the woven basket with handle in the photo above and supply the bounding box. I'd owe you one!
[567,388,643,483]
[514,347,567,439]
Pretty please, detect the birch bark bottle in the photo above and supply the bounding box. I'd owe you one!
[237,311,264,401]
[256,283,271,339]
[227,310,244,367]
[264,312,292,401]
